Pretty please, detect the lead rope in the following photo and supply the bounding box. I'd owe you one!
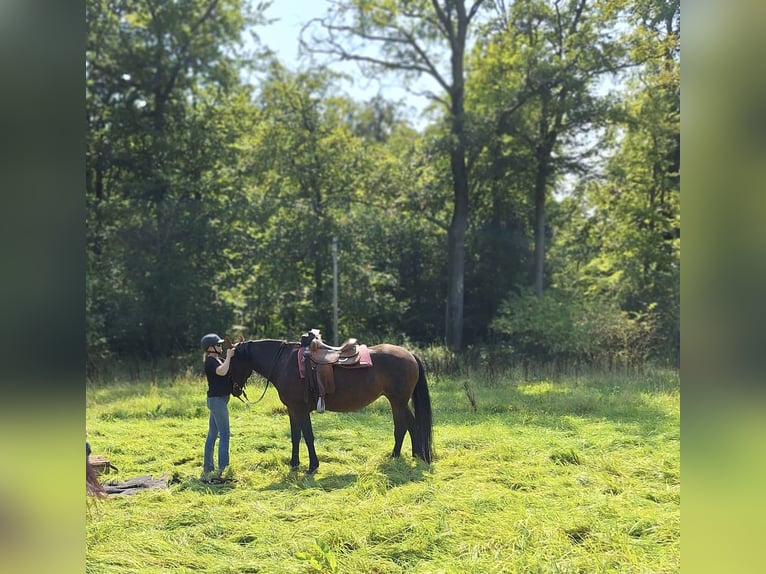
[238,342,285,407]
[235,387,253,405]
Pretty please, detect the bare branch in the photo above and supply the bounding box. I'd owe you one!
[396,27,450,91]
[430,0,454,42]
[569,0,587,37]
[467,0,486,22]
[304,9,452,94]
[554,0,564,59]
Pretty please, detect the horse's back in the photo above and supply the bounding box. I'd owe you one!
[368,344,419,378]
[369,343,416,358]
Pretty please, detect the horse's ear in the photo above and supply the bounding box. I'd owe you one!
[224,336,233,349]
[238,335,245,343]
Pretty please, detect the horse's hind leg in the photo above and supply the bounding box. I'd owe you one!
[390,401,418,459]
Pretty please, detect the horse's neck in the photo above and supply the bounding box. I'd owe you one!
[249,340,296,380]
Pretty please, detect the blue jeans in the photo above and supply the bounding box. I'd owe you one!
[204,395,230,473]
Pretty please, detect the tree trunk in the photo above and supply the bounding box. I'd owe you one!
[446,187,468,350]
[304,0,485,350]
[446,27,470,351]
[534,163,546,298]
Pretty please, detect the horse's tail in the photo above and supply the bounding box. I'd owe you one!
[412,355,434,463]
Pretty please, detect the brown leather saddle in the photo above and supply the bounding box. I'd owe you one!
[309,336,361,365]
[300,329,367,409]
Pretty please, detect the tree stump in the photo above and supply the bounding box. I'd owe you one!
[87,455,118,475]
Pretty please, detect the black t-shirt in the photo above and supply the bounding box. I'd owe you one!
[205,355,233,397]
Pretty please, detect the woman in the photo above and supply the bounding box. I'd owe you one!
[200,333,235,483]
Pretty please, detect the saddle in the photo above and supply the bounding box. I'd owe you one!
[299,329,370,411]
[309,336,361,365]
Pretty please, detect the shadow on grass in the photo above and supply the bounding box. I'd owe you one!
[377,457,430,485]
[262,471,358,492]
[261,456,428,492]
[174,476,239,494]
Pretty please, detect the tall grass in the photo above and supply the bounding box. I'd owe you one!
[86,367,679,573]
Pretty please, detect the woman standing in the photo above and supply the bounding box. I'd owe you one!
[200,333,235,483]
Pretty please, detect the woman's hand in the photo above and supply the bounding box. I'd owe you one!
[216,347,236,376]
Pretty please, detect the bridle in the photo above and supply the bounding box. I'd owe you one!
[233,341,286,406]
[266,341,286,383]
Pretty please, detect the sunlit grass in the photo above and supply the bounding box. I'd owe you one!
[86,369,679,573]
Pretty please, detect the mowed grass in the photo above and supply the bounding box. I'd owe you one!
[86,368,679,573]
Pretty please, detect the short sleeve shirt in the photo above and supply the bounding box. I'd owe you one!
[205,355,233,397]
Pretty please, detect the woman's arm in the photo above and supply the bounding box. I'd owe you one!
[215,347,236,376]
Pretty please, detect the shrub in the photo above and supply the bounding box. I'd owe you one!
[491,289,658,369]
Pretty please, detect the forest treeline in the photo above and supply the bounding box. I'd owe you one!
[86,0,679,375]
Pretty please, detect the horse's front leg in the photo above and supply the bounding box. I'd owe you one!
[299,414,319,474]
[287,410,302,469]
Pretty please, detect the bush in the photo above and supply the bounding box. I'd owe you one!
[491,289,658,369]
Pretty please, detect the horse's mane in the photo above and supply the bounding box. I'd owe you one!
[237,339,299,356]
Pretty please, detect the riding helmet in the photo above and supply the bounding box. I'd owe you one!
[200,333,224,349]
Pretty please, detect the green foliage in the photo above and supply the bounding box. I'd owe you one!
[214,64,447,343]
[547,0,680,363]
[86,0,263,358]
[85,0,680,369]
[468,0,627,297]
[492,289,659,368]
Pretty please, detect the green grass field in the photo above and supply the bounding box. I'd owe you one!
[86,368,679,573]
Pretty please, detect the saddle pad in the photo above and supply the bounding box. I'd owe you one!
[298,345,373,378]
[342,344,372,367]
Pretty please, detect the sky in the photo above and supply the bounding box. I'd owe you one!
[254,2,327,65]
[248,1,437,124]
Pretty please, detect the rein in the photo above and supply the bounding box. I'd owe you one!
[266,342,286,384]
[238,341,285,407]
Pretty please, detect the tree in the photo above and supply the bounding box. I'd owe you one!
[302,0,489,351]
[472,0,625,297]
[86,0,262,360]
[232,65,380,340]
[547,0,680,361]
[233,65,449,344]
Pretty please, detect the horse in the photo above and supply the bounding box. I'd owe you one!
[227,337,433,473]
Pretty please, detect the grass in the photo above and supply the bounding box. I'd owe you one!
[86,368,679,573]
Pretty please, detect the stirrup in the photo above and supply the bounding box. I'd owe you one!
[316,397,325,413]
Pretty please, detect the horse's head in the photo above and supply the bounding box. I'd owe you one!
[226,336,252,397]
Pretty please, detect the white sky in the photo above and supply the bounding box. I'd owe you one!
[249,1,437,125]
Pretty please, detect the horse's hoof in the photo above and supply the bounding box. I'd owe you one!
[307,466,318,474]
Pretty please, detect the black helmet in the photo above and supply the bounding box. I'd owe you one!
[201,333,224,349]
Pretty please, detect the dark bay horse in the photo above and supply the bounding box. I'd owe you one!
[228,339,433,473]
